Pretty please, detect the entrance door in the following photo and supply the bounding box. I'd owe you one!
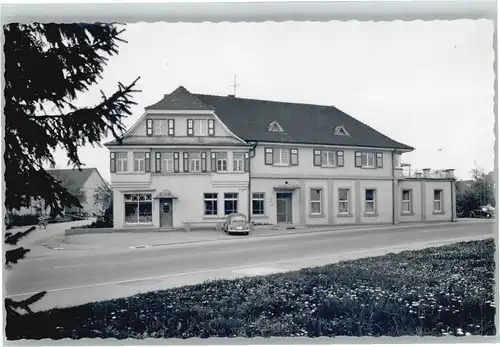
[276,192,293,224]
[160,199,173,228]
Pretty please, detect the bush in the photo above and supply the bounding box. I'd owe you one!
[6,239,496,340]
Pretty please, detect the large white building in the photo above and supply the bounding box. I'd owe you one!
[105,86,456,230]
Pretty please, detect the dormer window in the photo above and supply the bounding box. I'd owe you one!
[268,120,284,133]
[334,125,350,136]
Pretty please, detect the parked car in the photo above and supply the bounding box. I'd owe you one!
[222,213,251,235]
[468,205,495,219]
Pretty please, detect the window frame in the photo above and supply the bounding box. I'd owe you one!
[273,148,290,166]
[133,152,146,172]
[321,150,336,167]
[203,193,218,216]
[154,119,169,136]
[193,119,209,136]
[365,189,377,214]
[251,192,265,216]
[309,188,323,216]
[115,152,128,172]
[216,152,228,172]
[124,193,153,224]
[433,189,443,213]
[338,188,350,215]
[224,193,239,215]
[160,152,174,173]
[233,152,245,172]
[189,152,202,172]
[402,189,412,214]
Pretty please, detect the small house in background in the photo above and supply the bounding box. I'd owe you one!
[10,168,106,217]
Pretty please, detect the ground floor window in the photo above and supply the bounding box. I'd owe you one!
[365,189,376,214]
[402,189,412,213]
[252,193,265,215]
[433,189,443,212]
[338,188,350,214]
[204,193,218,216]
[310,188,322,215]
[124,193,152,224]
[224,193,238,215]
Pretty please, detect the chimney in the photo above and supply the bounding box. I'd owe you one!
[415,172,423,178]
[422,168,431,179]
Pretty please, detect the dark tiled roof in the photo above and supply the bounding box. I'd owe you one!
[48,168,96,194]
[193,93,414,150]
[146,86,214,111]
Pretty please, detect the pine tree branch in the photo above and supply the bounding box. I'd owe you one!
[5,247,30,267]
[5,226,36,246]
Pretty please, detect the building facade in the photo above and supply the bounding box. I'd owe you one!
[105,86,456,230]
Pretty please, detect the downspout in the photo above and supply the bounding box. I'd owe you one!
[450,179,455,222]
[392,149,397,225]
[248,142,258,223]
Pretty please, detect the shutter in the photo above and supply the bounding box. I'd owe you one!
[146,119,153,136]
[211,152,217,172]
[313,150,322,166]
[336,150,344,167]
[155,152,161,173]
[355,151,362,167]
[145,152,151,172]
[168,119,175,136]
[264,148,273,165]
[244,152,250,172]
[208,119,215,136]
[201,152,207,172]
[376,152,383,168]
[183,152,189,172]
[290,148,299,166]
[187,119,194,136]
[110,152,116,173]
[173,152,179,172]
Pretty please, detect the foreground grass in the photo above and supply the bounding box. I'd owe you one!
[7,239,496,339]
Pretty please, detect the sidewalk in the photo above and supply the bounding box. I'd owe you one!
[35,219,493,257]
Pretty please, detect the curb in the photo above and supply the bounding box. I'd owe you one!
[144,220,479,249]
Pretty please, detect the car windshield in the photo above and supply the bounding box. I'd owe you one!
[230,216,246,223]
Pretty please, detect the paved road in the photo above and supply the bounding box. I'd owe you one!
[5,220,494,312]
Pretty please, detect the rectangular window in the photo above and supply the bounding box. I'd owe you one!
[233,152,244,172]
[124,193,152,224]
[338,188,350,214]
[402,189,412,213]
[252,193,265,215]
[310,188,322,215]
[321,151,335,167]
[133,152,145,172]
[365,189,376,214]
[161,152,174,172]
[362,153,375,168]
[189,152,201,172]
[273,148,290,166]
[154,119,169,135]
[193,119,208,136]
[116,152,128,172]
[216,152,228,172]
[224,193,238,215]
[203,193,218,216]
[433,189,443,212]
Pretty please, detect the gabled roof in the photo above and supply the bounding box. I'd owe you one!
[145,86,214,111]
[48,168,100,194]
[193,93,414,150]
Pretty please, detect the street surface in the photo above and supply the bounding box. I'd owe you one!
[4,220,495,312]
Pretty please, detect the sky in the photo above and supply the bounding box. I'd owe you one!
[51,20,495,182]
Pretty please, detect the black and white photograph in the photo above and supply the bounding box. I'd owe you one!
[1,1,497,342]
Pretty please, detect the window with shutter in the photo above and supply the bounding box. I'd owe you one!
[290,148,299,166]
[264,148,273,165]
[336,150,344,167]
[354,152,362,167]
[208,119,215,136]
[168,119,175,136]
[145,152,151,172]
[173,152,180,172]
[187,119,194,136]
[110,152,116,173]
[313,150,322,166]
[146,119,153,136]
[376,152,383,168]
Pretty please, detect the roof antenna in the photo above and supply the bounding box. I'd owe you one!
[230,74,240,97]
